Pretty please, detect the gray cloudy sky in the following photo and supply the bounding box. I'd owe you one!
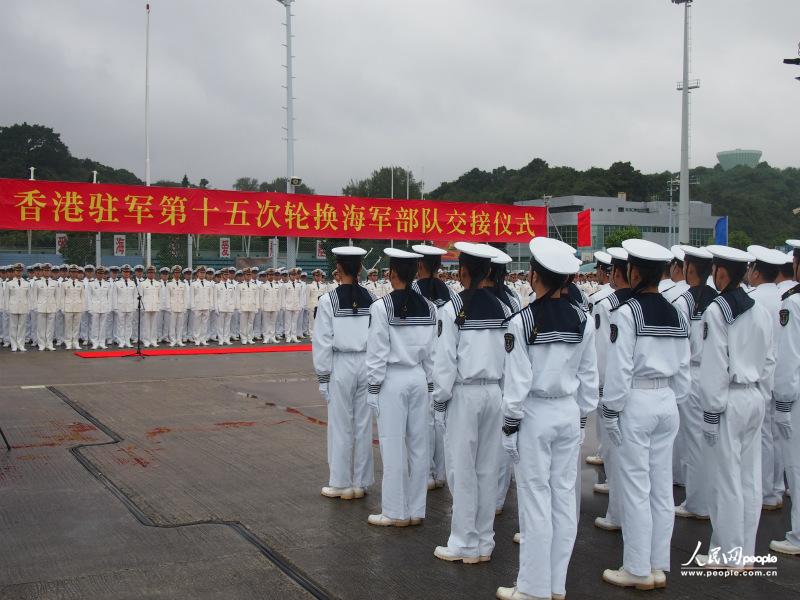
[1,0,798,196]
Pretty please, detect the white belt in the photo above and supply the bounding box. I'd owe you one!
[456,379,500,386]
[631,377,670,390]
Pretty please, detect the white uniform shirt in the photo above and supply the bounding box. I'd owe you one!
[87,279,113,314]
[61,278,86,313]
[7,277,31,314]
[282,280,304,311]
[662,280,690,304]
[774,286,800,407]
[237,280,259,312]
[113,278,138,312]
[699,288,775,414]
[166,279,190,312]
[31,277,59,313]
[366,291,437,390]
[502,298,599,425]
[603,293,691,413]
[215,280,237,313]
[260,280,282,312]
[190,279,213,310]
[306,281,327,310]
[140,279,162,312]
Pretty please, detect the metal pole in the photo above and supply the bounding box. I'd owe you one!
[28,167,34,255]
[187,234,193,270]
[281,0,297,268]
[144,3,152,266]
[93,171,102,266]
[390,167,394,248]
[678,1,691,244]
[406,168,410,200]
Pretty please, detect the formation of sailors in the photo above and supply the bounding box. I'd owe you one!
[0,262,343,350]
[312,237,800,599]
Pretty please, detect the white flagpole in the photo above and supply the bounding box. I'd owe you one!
[144,2,152,267]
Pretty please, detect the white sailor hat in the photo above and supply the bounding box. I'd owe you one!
[332,246,367,256]
[594,250,612,266]
[146,265,156,272]
[228,266,236,273]
[85,264,95,271]
[109,265,120,271]
[251,267,260,274]
[411,244,447,256]
[529,237,580,275]
[121,264,132,271]
[606,247,628,262]
[207,268,216,275]
[786,239,800,250]
[69,264,79,271]
[235,269,243,276]
[786,251,795,263]
[453,242,496,259]
[670,245,685,262]
[300,271,307,277]
[183,267,192,274]
[622,239,673,263]
[680,245,713,261]
[96,265,106,272]
[77,266,84,273]
[384,248,422,259]
[550,238,577,255]
[41,262,52,269]
[490,249,513,265]
[747,245,789,266]
[706,245,754,263]
[159,267,169,273]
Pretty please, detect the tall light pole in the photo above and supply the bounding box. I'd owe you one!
[673,0,699,244]
[277,0,297,267]
[144,2,152,266]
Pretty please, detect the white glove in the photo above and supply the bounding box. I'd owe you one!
[502,432,520,464]
[434,408,447,430]
[603,416,622,447]
[775,406,792,440]
[318,383,329,404]
[702,412,720,446]
[367,392,379,417]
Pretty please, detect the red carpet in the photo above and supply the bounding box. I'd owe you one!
[75,344,312,359]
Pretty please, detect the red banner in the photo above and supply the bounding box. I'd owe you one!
[0,178,545,243]
[577,208,591,248]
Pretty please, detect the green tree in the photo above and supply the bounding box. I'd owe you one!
[342,166,422,199]
[181,174,190,187]
[61,234,96,266]
[233,177,260,191]
[604,226,642,249]
[728,230,752,250]
[198,178,209,189]
[155,235,187,268]
[259,177,315,195]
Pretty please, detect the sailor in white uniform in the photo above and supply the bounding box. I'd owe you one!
[87,266,113,350]
[61,265,86,350]
[140,266,162,347]
[694,245,775,569]
[31,263,59,351]
[661,246,690,304]
[411,243,454,491]
[431,242,511,564]
[7,264,31,352]
[601,239,690,591]
[314,247,376,501]
[237,269,259,344]
[746,244,791,510]
[673,246,718,520]
[592,247,632,532]
[585,251,615,470]
[770,240,800,555]
[366,248,436,527]
[496,237,597,600]
[112,265,138,348]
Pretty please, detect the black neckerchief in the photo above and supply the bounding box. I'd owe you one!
[677,285,718,321]
[383,288,436,326]
[521,296,586,345]
[618,292,688,338]
[714,286,756,324]
[450,288,510,330]
[330,284,374,317]
[412,277,452,307]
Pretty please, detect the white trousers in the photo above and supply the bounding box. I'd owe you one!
[599,412,622,526]
[515,397,579,599]
[36,312,56,349]
[706,386,764,568]
[217,312,233,344]
[261,311,277,342]
[284,309,300,340]
[239,311,256,343]
[80,312,90,342]
[496,454,513,511]
[55,310,64,344]
[673,401,689,485]
[617,389,679,577]
[167,311,183,344]
[430,400,446,483]
[141,311,159,346]
[444,383,502,558]
[327,352,374,489]
[209,311,218,340]
[376,364,429,521]
[115,312,133,346]
[306,308,316,337]
[90,312,109,347]
[275,309,284,336]
[253,310,262,338]
[107,311,116,343]
[780,400,800,546]
[679,392,709,516]
[63,312,82,348]
[192,309,210,344]
[9,313,27,350]
[762,398,781,504]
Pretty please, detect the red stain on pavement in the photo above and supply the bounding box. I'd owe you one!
[146,427,172,438]
[69,423,96,434]
[115,445,153,468]
[214,421,257,429]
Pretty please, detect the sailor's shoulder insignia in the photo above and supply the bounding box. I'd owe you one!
[780,309,790,327]
[610,324,618,343]
[438,319,443,337]
[703,322,709,340]
[595,313,600,330]
[504,332,515,353]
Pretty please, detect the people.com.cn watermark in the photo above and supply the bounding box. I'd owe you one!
[681,542,779,577]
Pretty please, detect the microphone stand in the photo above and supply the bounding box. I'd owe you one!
[122,284,146,360]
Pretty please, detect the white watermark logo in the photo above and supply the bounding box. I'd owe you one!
[681,542,778,578]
